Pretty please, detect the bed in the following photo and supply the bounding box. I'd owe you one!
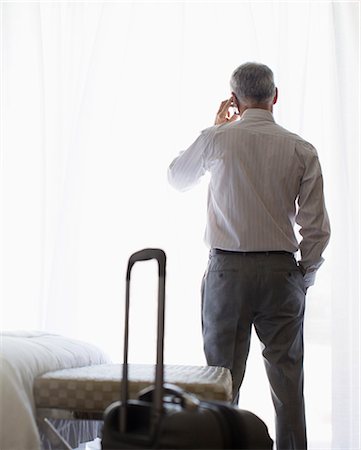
[1,332,232,450]
[0,331,110,450]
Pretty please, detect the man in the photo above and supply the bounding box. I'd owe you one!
[167,62,330,450]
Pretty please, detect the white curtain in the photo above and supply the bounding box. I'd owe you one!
[1,2,359,448]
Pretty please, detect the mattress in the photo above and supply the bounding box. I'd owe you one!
[0,332,109,450]
[34,363,232,415]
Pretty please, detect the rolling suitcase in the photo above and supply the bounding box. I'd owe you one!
[102,248,273,449]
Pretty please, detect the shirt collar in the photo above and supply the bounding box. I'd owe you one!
[240,108,275,123]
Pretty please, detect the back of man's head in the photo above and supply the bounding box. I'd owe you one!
[230,62,276,106]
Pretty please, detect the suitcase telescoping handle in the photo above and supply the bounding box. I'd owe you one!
[120,248,166,434]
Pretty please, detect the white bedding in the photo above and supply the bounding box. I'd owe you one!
[0,331,109,450]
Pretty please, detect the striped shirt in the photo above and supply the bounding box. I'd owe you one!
[168,108,330,287]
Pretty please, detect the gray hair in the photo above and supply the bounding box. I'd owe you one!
[230,62,276,104]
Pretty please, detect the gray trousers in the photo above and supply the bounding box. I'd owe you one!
[201,250,307,450]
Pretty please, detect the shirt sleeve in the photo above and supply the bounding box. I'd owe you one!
[295,142,331,288]
[167,127,214,192]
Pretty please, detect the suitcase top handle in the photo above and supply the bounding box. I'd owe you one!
[121,248,167,435]
[126,248,166,281]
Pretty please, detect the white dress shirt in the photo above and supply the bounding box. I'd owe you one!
[168,108,330,286]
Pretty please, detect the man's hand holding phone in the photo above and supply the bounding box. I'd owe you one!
[214,97,240,125]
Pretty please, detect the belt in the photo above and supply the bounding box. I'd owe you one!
[211,248,294,257]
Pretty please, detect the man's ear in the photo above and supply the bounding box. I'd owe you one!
[273,87,278,105]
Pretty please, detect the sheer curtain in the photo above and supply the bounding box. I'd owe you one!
[1,2,359,448]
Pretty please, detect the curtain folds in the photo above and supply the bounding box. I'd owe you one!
[329,5,360,448]
[1,2,359,448]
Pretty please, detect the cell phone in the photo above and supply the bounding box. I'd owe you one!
[230,97,239,115]
[230,102,239,116]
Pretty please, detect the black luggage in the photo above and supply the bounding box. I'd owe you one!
[102,248,273,449]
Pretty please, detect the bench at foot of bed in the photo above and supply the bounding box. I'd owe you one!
[34,363,233,420]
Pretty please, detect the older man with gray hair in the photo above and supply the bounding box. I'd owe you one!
[168,62,330,450]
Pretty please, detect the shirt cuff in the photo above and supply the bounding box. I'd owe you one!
[299,265,317,288]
